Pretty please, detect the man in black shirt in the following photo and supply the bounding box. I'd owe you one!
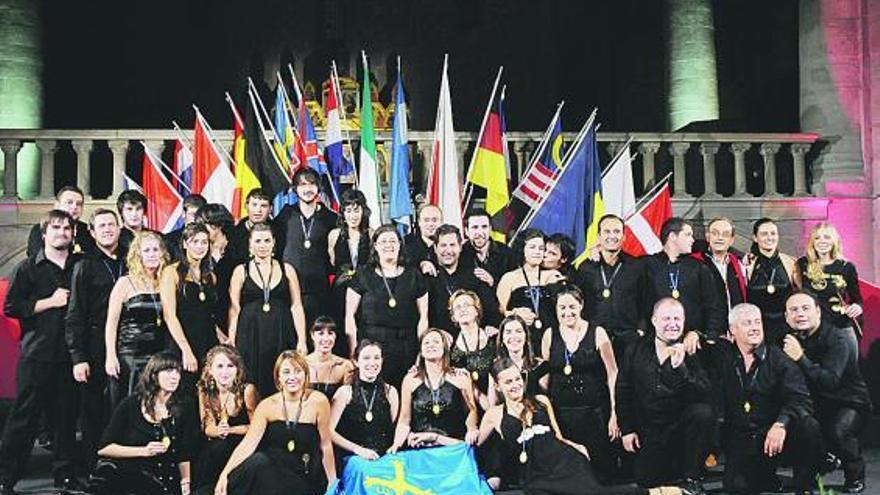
[460,209,514,288]
[616,297,713,494]
[690,217,748,311]
[783,292,871,493]
[1,210,83,494]
[577,214,644,354]
[65,208,124,471]
[26,186,94,257]
[227,188,280,265]
[425,225,499,336]
[275,168,337,330]
[403,204,441,273]
[714,303,823,494]
[641,217,726,348]
[164,194,207,261]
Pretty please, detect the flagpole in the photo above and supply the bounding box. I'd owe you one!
[462,66,504,211]
[600,136,634,179]
[246,86,289,178]
[247,78,284,148]
[224,92,245,130]
[517,101,564,183]
[331,59,358,187]
[139,141,192,194]
[171,121,194,150]
[192,105,237,166]
[275,72,300,135]
[513,109,596,240]
[625,172,673,221]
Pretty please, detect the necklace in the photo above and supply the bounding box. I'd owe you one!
[281,391,305,452]
[378,265,398,308]
[360,382,378,423]
[668,263,681,299]
[600,262,622,299]
[142,277,163,327]
[254,260,273,312]
[300,214,315,250]
[521,266,543,329]
[460,327,484,382]
[423,370,444,416]
[189,266,206,302]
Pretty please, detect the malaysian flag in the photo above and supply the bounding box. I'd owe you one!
[513,116,564,207]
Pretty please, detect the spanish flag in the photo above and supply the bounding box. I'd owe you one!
[467,84,510,241]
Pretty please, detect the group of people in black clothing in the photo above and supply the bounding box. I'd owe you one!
[0,166,872,495]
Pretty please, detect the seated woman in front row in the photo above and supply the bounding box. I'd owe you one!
[390,328,479,451]
[479,357,685,495]
[214,351,336,495]
[306,316,355,399]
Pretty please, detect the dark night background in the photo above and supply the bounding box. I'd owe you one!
[41,0,800,133]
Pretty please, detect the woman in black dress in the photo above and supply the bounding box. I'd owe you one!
[796,222,863,351]
[449,289,496,411]
[105,231,170,408]
[327,189,372,357]
[497,229,566,353]
[161,223,221,392]
[193,345,258,495]
[195,204,236,331]
[329,340,399,466]
[90,352,194,495]
[490,315,549,403]
[214,351,336,495]
[345,224,428,388]
[478,358,678,495]
[306,316,354,399]
[228,224,307,398]
[541,286,620,483]
[389,329,479,452]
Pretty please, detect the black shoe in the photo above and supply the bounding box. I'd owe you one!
[820,452,842,474]
[680,478,706,495]
[843,479,866,493]
[0,482,17,495]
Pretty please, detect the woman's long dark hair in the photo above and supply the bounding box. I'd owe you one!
[491,357,537,424]
[496,315,537,370]
[177,222,214,292]
[337,189,371,236]
[349,339,390,400]
[135,352,183,421]
[416,328,453,380]
[512,228,545,267]
[368,224,406,269]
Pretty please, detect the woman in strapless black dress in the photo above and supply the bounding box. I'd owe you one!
[306,316,354,400]
[329,339,399,472]
[215,351,336,495]
[192,345,258,495]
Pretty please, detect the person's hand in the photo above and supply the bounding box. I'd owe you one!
[668,344,686,369]
[216,420,230,439]
[845,303,863,319]
[356,446,380,460]
[48,288,70,308]
[512,307,536,326]
[743,253,755,269]
[683,331,701,355]
[386,444,400,454]
[105,354,120,379]
[588,245,601,262]
[484,326,499,338]
[607,413,620,441]
[182,349,198,373]
[764,423,787,457]
[473,268,494,287]
[571,442,590,459]
[622,432,640,453]
[296,341,308,354]
[420,261,437,277]
[782,335,804,362]
[407,432,435,447]
[465,429,479,445]
[73,362,90,383]
[143,441,168,457]
[214,475,228,495]
[180,479,191,495]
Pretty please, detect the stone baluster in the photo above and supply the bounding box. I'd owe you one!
[699,143,721,198]
[0,139,22,198]
[760,143,781,197]
[730,143,751,197]
[668,142,691,197]
[514,140,533,181]
[71,139,93,197]
[108,140,129,198]
[35,139,57,198]
[638,142,660,191]
[790,143,811,196]
[413,140,431,199]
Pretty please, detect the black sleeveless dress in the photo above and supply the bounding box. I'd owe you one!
[450,337,496,396]
[193,403,250,493]
[747,252,794,346]
[335,380,394,467]
[112,291,166,407]
[499,402,645,495]
[175,280,219,363]
[410,379,467,440]
[310,382,342,399]
[509,283,557,353]
[547,323,616,482]
[235,263,296,398]
[330,233,371,356]
[227,421,326,495]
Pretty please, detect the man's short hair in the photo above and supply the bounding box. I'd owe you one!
[89,208,119,229]
[183,194,208,211]
[707,217,735,235]
[598,213,624,230]
[433,224,462,244]
[465,209,491,225]
[195,203,234,228]
[40,209,73,234]
[56,185,84,201]
[728,303,762,327]
[116,190,148,213]
[246,188,272,204]
[660,217,689,244]
[652,296,684,316]
[292,168,320,187]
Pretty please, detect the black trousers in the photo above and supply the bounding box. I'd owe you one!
[79,363,112,470]
[817,403,869,483]
[0,358,78,485]
[723,416,825,493]
[633,402,713,486]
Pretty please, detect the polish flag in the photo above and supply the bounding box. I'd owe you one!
[192,110,237,217]
[141,144,184,233]
[622,182,671,257]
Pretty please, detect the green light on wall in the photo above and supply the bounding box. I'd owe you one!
[667,0,719,131]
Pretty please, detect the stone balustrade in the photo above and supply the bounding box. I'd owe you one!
[0,129,819,201]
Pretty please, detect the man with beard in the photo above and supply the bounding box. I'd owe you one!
[65,208,125,471]
[713,303,823,494]
[275,168,338,329]
[783,292,871,493]
[404,204,442,274]
[27,186,94,257]
[227,188,280,264]
[576,214,644,354]
[641,217,726,350]
[425,224,500,336]
[616,297,713,495]
[1,210,83,494]
[460,209,514,288]
[690,217,748,310]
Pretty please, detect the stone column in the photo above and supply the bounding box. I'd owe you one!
[638,142,661,190]
[514,141,533,182]
[72,140,93,197]
[0,139,21,198]
[760,143,781,197]
[668,142,691,197]
[108,140,129,198]
[700,142,720,198]
[790,143,811,196]
[35,139,56,198]
[730,143,751,197]
[667,0,719,131]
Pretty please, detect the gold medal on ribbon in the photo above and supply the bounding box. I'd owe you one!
[432,403,441,416]
[832,304,844,314]
[534,319,543,330]
[199,291,206,302]
[304,240,312,250]
[287,439,296,452]
[602,288,611,299]
[73,243,82,254]
[471,370,479,382]
[563,364,573,376]
[519,451,528,464]
[161,436,171,448]
[365,411,374,423]
[388,297,397,308]
[156,317,163,327]
[671,289,680,299]
[766,284,776,295]
[262,303,271,312]
[743,401,751,413]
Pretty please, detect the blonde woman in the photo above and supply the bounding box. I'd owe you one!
[104,231,170,408]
